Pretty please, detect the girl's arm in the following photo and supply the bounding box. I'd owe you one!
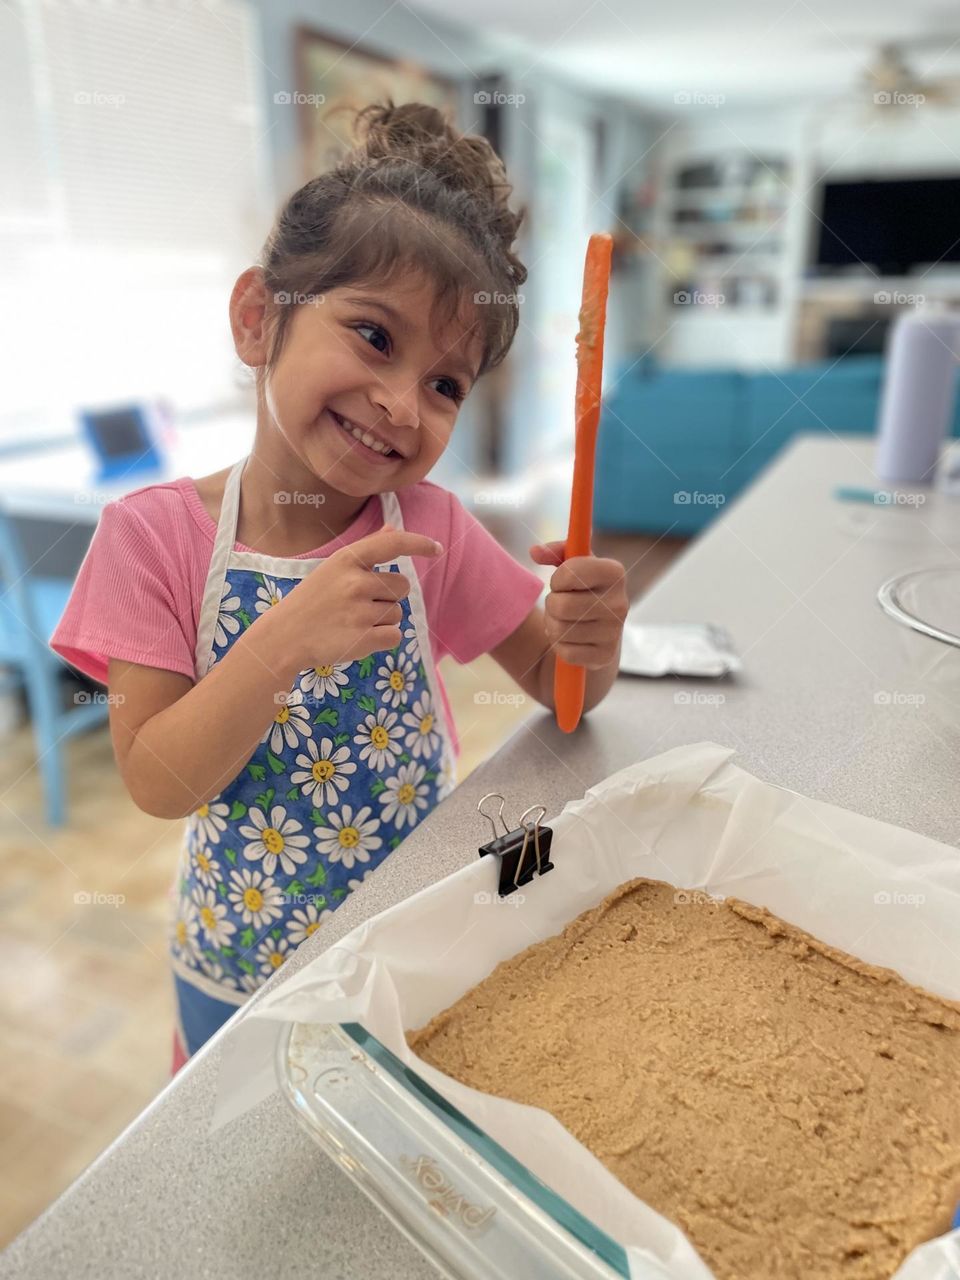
[108,613,303,819]
[490,542,628,716]
[490,603,622,715]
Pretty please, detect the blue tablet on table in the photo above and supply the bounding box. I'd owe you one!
[79,402,166,481]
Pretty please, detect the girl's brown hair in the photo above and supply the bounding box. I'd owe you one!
[259,99,527,383]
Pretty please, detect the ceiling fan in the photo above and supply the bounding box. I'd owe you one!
[858,36,960,106]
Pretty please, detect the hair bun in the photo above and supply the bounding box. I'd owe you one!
[353,99,453,157]
[350,99,523,269]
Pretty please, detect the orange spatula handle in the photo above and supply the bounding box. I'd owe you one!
[554,232,613,733]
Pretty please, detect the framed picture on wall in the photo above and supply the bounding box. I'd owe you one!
[293,27,462,180]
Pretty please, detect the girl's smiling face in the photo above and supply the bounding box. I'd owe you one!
[259,272,483,498]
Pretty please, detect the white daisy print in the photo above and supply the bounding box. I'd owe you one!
[314,804,382,871]
[254,576,284,615]
[172,895,201,964]
[238,971,263,994]
[291,736,355,805]
[402,622,421,664]
[191,800,230,846]
[354,708,400,772]
[198,956,230,985]
[285,902,328,947]
[257,935,290,977]
[375,651,416,709]
[214,579,242,648]
[378,761,430,830]
[262,687,312,754]
[191,846,223,890]
[191,886,236,948]
[227,867,286,929]
[239,804,310,877]
[401,693,441,760]
[299,664,350,700]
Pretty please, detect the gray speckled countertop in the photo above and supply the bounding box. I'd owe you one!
[5,436,960,1279]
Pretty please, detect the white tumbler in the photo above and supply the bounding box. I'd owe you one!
[875,308,960,485]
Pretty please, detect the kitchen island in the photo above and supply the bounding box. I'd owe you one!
[4,435,959,1280]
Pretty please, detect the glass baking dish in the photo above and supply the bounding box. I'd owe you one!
[278,1020,635,1280]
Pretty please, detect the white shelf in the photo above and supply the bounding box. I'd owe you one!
[671,184,788,203]
[649,135,806,367]
[671,218,784,233]
[693,250,784,261]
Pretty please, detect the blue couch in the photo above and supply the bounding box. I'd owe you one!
[594,355,960,536]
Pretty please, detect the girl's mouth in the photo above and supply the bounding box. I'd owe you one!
[329,410,401,463]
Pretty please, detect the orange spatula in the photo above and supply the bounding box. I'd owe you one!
[554,232,614,734]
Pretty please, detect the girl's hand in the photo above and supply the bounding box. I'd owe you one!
[264,523,443,674]
[530,541,628,670]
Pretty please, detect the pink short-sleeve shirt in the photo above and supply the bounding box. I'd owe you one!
[49,473,545,758]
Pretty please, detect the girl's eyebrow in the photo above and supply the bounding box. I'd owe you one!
[342,294,407,327]
[341,294,478,384]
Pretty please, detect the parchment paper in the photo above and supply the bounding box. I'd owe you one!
[212,742,960,1280]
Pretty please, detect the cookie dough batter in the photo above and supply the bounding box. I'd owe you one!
[408,878,960,1280]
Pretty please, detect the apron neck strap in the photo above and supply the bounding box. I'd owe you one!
[193,456,246,677]
[215,455,247,554]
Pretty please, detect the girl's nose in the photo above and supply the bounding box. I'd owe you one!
[372,378,420,431]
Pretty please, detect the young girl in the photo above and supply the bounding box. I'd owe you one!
[50,101,628,1070]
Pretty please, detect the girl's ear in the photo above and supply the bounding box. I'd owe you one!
[229,266,271,367]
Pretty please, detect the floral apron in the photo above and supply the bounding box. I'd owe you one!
[169,455,456,1055]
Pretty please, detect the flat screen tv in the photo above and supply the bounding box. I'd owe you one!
[813,175,960,275]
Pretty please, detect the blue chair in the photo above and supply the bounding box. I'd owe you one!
[0,509,107,826]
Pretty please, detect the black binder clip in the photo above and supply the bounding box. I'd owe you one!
[477,793,554,898]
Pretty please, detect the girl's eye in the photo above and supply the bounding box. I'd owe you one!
[354,321,466,405]
[354,321,389,355]
[432,376,466,405]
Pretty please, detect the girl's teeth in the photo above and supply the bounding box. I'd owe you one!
[336,413,391,455]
